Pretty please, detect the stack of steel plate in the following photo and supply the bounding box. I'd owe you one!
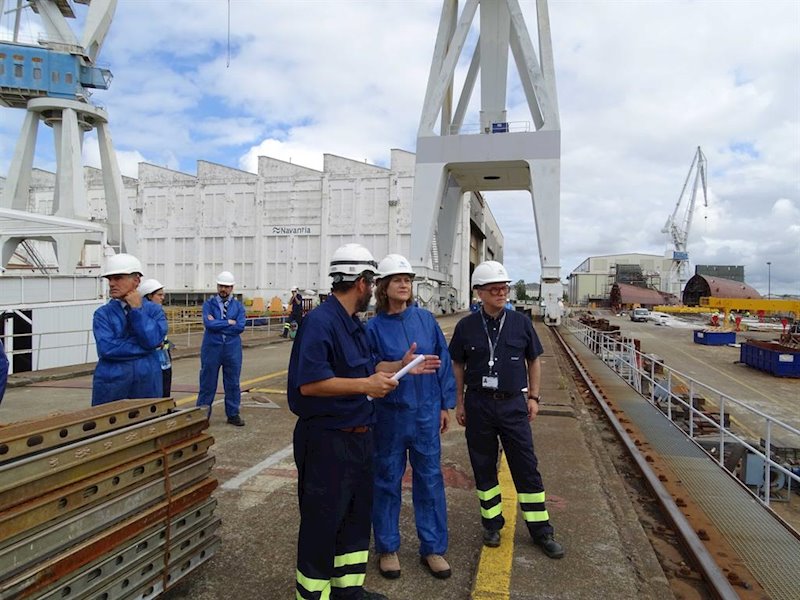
[0,399,219,599]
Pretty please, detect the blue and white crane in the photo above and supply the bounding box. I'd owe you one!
[661,146,708,297]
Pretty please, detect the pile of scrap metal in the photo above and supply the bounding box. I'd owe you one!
[0,399,219,599]
[577,314,621,333]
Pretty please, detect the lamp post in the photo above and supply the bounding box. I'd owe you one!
[766,261,771,299]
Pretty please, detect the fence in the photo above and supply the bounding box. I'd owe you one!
[565,318,800,507]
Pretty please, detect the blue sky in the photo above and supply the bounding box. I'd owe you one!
[1,0,798,295]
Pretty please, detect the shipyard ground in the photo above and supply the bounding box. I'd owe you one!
[2,312,797,599]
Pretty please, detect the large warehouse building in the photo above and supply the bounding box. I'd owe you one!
[567,253,675,306]
[2,149,503,311]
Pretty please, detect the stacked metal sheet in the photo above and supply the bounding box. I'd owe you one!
[0,399,219,599]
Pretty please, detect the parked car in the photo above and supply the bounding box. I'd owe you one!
[630,308,650,322]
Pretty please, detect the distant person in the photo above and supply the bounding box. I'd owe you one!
[449,260,564,559]
[283,286,304,338]
[92,254,167,406]
[288,243,440,600]
[366,254,456,580]
[139,279,173,398]
[505,299,514,311]
[196,271,246,426]
[470,297,481,313]
[0,336,8,405]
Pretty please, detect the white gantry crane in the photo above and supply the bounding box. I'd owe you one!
[409,0,563,324]
[0,0,132,274]
[661,146,708,297]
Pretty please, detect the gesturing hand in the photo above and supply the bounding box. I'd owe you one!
[402,342,441,374]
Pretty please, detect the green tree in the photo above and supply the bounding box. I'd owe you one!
[514,279,528,301]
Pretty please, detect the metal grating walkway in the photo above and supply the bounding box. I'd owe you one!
[566,333,800,600]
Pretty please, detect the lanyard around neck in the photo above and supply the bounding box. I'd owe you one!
[481,310,506,369]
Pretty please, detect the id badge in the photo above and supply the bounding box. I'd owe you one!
[482,375,499,390]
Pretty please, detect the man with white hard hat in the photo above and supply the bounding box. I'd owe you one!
[196,270,246,426]
[449,260,565,559]
[282,285,304,338]
[288,243,441,600]
[91,253,167,405]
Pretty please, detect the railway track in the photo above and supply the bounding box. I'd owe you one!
[548,325,762,600]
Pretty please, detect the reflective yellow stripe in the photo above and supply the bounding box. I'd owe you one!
[296,569,331,599]
[522,509,550,522]
[480,502,503,519]
[331,572,366,589]
[518,491,545,504]
[476,485,501,501]
[333,550,368,568]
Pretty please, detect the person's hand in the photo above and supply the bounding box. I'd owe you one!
[527,398,540,422]
[364,372,399,398]
[228,319,236,325]
[124,290,142,309]
[402,343,441,374]
[206,314,214,321]
[456,403,466,427]
[440,410,450,434]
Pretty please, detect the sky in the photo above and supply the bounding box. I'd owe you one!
[1,0,798,296]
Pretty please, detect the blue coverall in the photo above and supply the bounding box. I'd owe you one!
[288,295,376,600]
[0,339,8,404]
[366,305,456,557]
[196,295,246,418]
[91,299,167,406]
[449,308,554,540]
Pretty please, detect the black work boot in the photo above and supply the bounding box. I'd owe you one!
[482,528,501,548]
[533,533,565,559]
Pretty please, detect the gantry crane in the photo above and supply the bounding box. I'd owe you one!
[661,146,708,297]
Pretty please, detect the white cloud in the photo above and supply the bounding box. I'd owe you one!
[0,0,797,295]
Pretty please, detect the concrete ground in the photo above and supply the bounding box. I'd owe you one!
[1,313,680,600]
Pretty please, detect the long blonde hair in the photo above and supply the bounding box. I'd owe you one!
[375,276,413,313]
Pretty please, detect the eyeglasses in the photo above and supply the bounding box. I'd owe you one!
[480,285,509,296]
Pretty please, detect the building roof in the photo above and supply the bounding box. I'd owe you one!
[610,282,668,307]
[683,274,761,305]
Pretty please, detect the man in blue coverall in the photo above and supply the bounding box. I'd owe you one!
[196,270,246,426]
[92,254,167,406]
[0,337,8,404]
[288,243,441,600]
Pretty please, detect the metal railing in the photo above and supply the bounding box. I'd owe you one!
[565,318,800,507]
[2,314,293,374]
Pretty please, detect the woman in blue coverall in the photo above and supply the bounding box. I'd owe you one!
[366,254,456,580]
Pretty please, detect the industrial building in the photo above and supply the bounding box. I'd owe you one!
[2,149,503,312]
[567,253,675,306]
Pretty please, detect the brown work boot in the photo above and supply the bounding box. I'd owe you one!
[420,554,452,579]
[378,552,401,579]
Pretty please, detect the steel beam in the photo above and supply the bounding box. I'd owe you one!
[0,479,217,598]
[0,434,213,543]
[36,499,218,600]
[0,399,177,466]
[0,408,207,510]
[0,457,215,580]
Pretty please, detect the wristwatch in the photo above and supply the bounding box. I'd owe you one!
[528,394,541,403]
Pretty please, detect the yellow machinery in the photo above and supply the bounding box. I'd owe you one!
[699,297,800,323]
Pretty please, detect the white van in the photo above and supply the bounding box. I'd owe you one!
[630,308,650,322]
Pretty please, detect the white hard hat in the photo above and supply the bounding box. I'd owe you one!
[102,253,143,277]
[216,271,236,286]
[138,278,164,297]
[377,254,415,280]
[328,243,378,281]
[291,285,298,292]
[472,261,512,288]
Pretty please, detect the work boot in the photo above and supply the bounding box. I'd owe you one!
[420,554,451,579]
[533,533,565,559]
[362,590,389,600]
[226,415,246,427]
[378,552,401,579]
[482,529,501,548]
